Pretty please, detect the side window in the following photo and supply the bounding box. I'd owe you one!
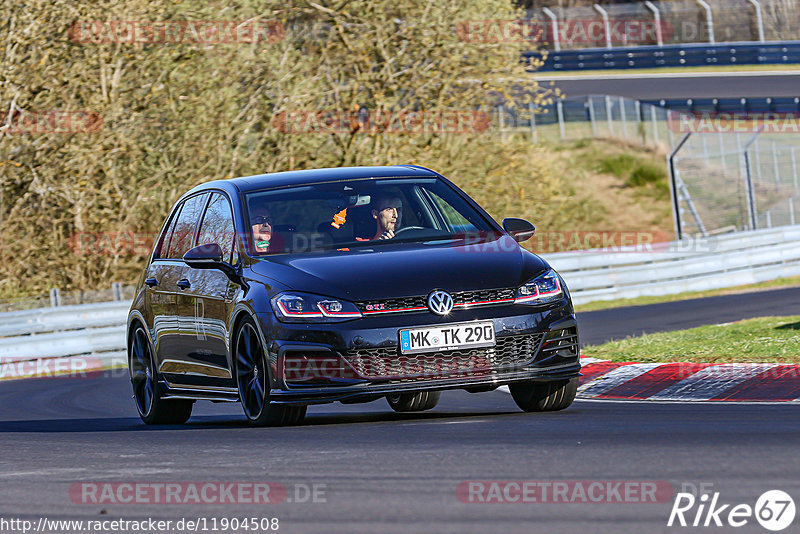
[154,204,182,260]
[427,190,478,232]
[165,193,208,259]
[196,193,236,264]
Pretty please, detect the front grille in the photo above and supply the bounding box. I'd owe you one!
[356,288,515,314]
[340,332,545,380]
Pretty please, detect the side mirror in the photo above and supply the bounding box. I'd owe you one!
[183,243,223,268]
[502,218,536,243]
[183,243,250,291]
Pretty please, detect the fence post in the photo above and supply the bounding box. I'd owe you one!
[718,130,726,171]
[635,100,644,143]
[49,288,61,307]
[542,7,561,51]
[650,105,659,145]
[696,0,715,43]
[605,95,614,137]
[593,4,612,49]
[587,96,597,137]
[112,282,123,301]
[772,140,780,187]
[557,100,565,140]
[792,147,798,189]
[747,0,765,42]
[668,132,692,240]
[644,0,664,46]
[742,130,763,231]
[790,197,796,226]
[620,96,628,139]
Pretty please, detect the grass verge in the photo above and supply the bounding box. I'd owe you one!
[582,315,800,364]
[574,276,800,313]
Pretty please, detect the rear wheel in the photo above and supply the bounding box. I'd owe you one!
[386,391,441,412]
[128,325,193,425]
[234,318,306,426]
[509,378,578,412]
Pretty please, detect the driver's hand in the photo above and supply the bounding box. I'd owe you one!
[378,229,394,240]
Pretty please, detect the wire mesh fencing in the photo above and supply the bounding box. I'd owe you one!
[496,95,673,148]
[523,0,795,50]
[669,129,800,238]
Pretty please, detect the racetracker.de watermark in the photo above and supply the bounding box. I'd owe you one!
[0,110,103,135]
[271,109,491,135]
[668,111,800,134]
[68,20,285,44]
[69,482,327,505]
[457,480,675,504]
[456,19,674,46]
[0,356,105,381]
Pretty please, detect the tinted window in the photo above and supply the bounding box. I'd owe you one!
[154,205,182,260]
[166,193,208,259]
[243,177,495,255]
[196,193,236,264]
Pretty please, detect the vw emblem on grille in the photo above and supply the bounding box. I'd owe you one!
[427,290,454,315]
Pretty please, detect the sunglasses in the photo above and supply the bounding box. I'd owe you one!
[251,216,273,226]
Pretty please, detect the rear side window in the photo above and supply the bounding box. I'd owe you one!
[165,193,209,259]
[196,193,236,264]
[154,205,182,260]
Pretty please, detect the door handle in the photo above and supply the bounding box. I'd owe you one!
[177,279,191,290]
[144,278,159,288]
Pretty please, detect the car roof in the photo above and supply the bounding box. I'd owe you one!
[185,165,440,196]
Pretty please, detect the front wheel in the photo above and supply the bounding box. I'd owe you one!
[234,318,306,426]
[386,391,441,412]
[509,378,578,412]
[128,325,193,425]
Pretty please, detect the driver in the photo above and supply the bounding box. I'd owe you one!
[370,192,403,240]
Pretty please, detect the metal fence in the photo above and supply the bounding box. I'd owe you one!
[498,94,674,148]
[668,128,800,238]
[526,0,800,50]
[0,283,135,313]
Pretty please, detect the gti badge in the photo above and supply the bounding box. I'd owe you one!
[427,290,454,315]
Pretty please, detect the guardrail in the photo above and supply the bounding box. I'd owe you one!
[527,40,800,71]
[546,225,800,304]
[1,225,799,366]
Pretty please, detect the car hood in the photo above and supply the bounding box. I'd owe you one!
[248,235,550,301]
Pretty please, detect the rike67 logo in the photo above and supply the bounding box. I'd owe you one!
[668,489,795,531]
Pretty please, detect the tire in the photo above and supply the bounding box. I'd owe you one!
[128,325,193,425]
[509,377,578,412]
[234,317,306,426]
[386,391,441,412]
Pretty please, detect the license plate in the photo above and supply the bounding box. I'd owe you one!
[399,321,495,355]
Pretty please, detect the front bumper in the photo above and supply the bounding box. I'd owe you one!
[256,300,581,405]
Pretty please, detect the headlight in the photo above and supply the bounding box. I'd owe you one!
[514,269,563,305]
[271,292,362,323]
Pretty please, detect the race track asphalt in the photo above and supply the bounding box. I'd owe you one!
[1,289,799,533]
[534,71,800,100]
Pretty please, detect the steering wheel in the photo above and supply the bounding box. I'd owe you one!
[394,226,425,236]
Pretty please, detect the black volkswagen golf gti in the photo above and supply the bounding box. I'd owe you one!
[127,165,581,425]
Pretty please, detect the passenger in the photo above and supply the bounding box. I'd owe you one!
[250,207,273,253]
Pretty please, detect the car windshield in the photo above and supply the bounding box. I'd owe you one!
[243,176,498,255]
